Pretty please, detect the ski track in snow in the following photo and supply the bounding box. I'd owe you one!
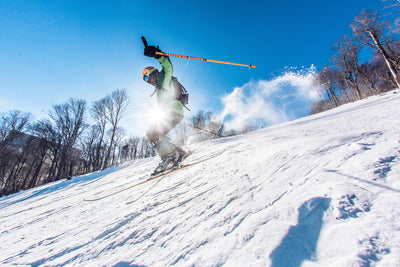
[1,90,400,266]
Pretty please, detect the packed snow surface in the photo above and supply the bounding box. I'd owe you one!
[1,91,400,266]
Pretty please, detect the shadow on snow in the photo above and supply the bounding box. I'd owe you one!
[269,197,331,267]
[112,262,148,267]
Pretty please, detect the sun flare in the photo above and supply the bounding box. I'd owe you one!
[148,105,165,124]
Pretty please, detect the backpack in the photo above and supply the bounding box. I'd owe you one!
[171,76,189,110]
[153,76,190,111]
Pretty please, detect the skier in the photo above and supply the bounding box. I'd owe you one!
[142,44,188,175]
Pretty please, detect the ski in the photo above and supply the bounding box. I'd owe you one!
[126,149,225,204]
[83,150,195,202]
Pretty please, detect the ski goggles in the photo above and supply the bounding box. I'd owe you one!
[143,74,152,82]
[142,67,157,82]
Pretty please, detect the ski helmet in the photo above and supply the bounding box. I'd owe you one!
[142,66,158,84]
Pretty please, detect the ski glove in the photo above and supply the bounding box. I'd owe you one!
[144,46,162,59]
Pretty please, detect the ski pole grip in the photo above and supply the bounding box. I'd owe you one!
[141,36,148,47]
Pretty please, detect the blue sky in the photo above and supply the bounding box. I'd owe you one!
[0,0,382,136]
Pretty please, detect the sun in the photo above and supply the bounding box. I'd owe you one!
[148,105,165,124]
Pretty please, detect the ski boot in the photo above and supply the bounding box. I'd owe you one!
[177,150,191,163]
[151,152,179,176]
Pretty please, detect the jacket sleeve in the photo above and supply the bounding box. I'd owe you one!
[155,55,184,116]
[157,56,173,88]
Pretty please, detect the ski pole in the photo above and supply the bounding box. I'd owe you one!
[180,121,223,137]
[141,37,255,68]
[155,51,256,69]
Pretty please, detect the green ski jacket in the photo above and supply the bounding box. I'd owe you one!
[155,56,184,116]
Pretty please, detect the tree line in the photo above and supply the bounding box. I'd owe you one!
[311,2,400,114]
[0,89,132,196]
[0,88,230,196]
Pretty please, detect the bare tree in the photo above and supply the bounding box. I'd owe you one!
[110,126,125,166]
[380,0,400,16]
[0,110,31,150]
[48,98,87,180]
[352,10,400,88]
[80,125,100,173]
[191,110,208,141]
[312,6,400,114]
[26,122,54,188]
[331,36,364,100]
[91,98,108,170]
[103,89,128,169]
[121,136,145,161]
[314,67,341,108]
[35,119,63,182]
[139,137,154,158]
[0,111,31,195]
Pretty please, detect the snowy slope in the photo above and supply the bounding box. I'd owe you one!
[1,90,400,267]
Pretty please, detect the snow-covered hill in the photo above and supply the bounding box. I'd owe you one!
[1,90,400,267]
